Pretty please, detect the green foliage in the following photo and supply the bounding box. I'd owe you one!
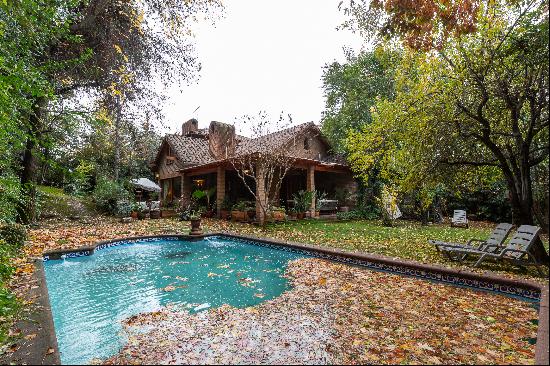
[0,174,22,224]
[220,196,233,211]
[232,201,254,211]
[321,48,398,152]
[0,223,27,251]
[92,178,130,215]
[344,1,549,225]
[115,200,133,217]
[64,161,95,196]
[334,187,351,207]
[292,190,314,213]
[0,286,20,345]
[0,240,15,281]
[336,206,380,221]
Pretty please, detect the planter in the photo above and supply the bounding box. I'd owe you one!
[220,210,230,220]
[246,209,256,221]
[231,210,247,222]
[315,210,320,217]
[202,210,215,218]
[130,211,138,219]
[271,211,285,222]
[189,218,203,235]
[161,209,177,218]
[137,212,145,220]
[296,212,305,220]
[150,210,160,219]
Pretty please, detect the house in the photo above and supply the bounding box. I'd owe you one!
[151,119,357,220]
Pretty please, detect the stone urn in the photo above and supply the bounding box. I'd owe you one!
[189,218,203,235]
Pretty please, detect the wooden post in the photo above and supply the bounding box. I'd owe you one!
[306,165,315,217]
[216,167,225,217]
[180,173,191,206]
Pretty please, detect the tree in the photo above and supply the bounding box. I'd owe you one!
[321,48,398,152]
[345,1,549,264]
[229,113,297,225]
[340,0,483,50]
[1,0,222,222]
[345,0,548,228]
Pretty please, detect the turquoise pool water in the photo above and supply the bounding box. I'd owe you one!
[44,236,306,365]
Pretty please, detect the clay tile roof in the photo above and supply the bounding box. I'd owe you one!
[236,122,317,155]
[165,134,214,167]
[155,121,349,171]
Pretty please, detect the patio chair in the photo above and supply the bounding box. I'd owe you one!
[451,209,469,228]
[440,225,544,274]
[429,223,513,252]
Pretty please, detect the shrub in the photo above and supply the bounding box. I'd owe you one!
[336,205,381,221]
[0,223,27,251]
[115,200,133,217]
[92,178,130,215]
[0,240,15,281]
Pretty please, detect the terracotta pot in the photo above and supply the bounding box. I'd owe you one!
[220,210,230,220]
[161,209,177,218]
[190,218,203,235]
[297,212,305,220]
[272,211,285,221]
[130,211,138,219]
[201,210,215,218]
[231,210,247,222]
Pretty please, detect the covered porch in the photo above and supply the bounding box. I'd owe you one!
[176,159,357,222]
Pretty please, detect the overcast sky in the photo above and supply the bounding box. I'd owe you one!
[160,0,364,136]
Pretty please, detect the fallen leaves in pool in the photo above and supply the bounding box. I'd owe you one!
[103,258,538,365]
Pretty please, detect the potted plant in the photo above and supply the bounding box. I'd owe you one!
[160,199,178,218]
[231,201,248,222]
[189,210,203,235]
[315,190,327,218]
[293,190,314,219]
[270,206,286,222]
[245,201,256,221]
[130,202,140,219]
[192,188,216,218]
[220,196,232,220]
[287,207,297,219]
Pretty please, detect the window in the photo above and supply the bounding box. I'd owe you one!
[304,137,310,150]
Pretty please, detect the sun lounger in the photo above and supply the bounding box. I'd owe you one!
[440,225,544,273]
[429,223,513,252]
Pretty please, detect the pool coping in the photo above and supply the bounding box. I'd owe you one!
[32,232,550,365]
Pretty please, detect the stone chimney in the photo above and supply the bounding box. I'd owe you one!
[182,118,198,136]
[208,121,236,159]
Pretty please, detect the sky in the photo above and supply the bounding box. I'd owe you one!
[160,0,364,136]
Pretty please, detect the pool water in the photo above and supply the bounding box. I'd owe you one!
[44,236,306,365]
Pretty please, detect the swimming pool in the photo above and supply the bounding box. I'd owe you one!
[44,236,306,365]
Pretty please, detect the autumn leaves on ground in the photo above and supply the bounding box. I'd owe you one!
[3,216,547,364]
[104,258,538,365]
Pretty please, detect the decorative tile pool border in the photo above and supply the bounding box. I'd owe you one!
[39,231,549,365]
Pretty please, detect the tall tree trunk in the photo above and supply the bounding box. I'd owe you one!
[18,97,46,224]
[505,166,549,266]
[114,98,121,182]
